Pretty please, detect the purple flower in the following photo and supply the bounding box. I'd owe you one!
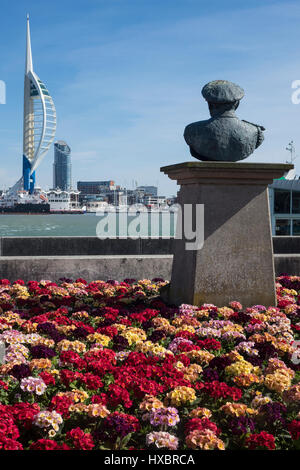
[149,407,179,427]
[235,312,251,324]
[10,364,31,381]
[123,279,137,284]
[104,414,135,437]
[228,416,256,435]
[106,280,119,286]
[113,335,129,351]
[73,327,89,339]
[209,356,233,371]
[260,402,287,428]
[202,367,219,382]
[37,322,57,335]
[254,342,277,360]
[247,356,263,367]
[150,330,166,343]
[31,345,56,359]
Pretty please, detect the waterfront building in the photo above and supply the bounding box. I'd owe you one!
[85,200,109,212]
[136,186,158,197]
[269,177,300,235]
[20,15,56,193]
[53,141,72,190]
[142,195,167,208]
[77,181,116,195]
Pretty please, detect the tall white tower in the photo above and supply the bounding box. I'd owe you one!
[22,15,56,193]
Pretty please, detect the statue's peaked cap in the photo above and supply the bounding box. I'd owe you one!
[202,80,245,104]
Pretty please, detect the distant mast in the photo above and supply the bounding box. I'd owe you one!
[285,141,297,179]
[22,15,56,193]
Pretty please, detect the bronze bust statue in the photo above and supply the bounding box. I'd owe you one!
[184,80,265,162]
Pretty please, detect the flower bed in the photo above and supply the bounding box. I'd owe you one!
[0,275,299,450]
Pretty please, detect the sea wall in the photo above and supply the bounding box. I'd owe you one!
[0,255,173,283]
[0,236,299,282]
[0,237,174,256]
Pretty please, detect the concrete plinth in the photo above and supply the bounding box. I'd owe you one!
[161,161,293,308]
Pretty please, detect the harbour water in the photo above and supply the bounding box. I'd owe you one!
[0,212,176,237]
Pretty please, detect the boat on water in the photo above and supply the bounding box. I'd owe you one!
[0,187,85,214]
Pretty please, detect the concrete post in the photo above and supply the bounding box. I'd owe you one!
[161,161,293,308]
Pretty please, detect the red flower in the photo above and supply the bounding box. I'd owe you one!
[96,325,118,338]
[50,395,73,418]
[66,428,94,450]
[177,343,200,352]
[30,439,59,450]
[108,384,133,409]
[288,420,300,441]
[175,330,196,340]
[196,338,222,350]
[80,373,103,390]
[60,369,82,386]
[0,437,23,450]
[245,431,276,450]
[75,278,87,284]
[11,403,40,429]
[185,417,220,435]
[13,279,25,285]
[91,393,108,405]
[60,350,86,369]
[0,380,8,390]
[39,371,56,386]
[0,418,19,440]
[201,381,243,401]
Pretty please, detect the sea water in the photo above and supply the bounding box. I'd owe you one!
[0,212,177,237]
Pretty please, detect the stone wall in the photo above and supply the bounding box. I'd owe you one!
[0,236,299,282]
[0,237,174,256]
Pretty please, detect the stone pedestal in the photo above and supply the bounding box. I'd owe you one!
[160,162,293,308]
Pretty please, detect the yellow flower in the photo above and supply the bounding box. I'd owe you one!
[139,395,164,412]
[265,369,291,393]
[32,338,55,348]
[251,394,272,409]
[220,402,258,417]
[184,350,214,365]
[29,359,52,370]
[165,386,196,407]
[225,359,260,377]
[186,429,225,450]
[87,333,111,346]
[86,404,110,418]
[174,361,185,370]
[175,325,196,334]
[120,328,147,345]
[189,407,212,419]
[218,307,234,318]
[233,373,262,387]
[57,339,86,353]
[195,309,210,319]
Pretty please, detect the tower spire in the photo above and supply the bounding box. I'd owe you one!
[25,14,33,74]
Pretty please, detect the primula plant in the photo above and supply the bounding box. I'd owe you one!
[0,275,299,450]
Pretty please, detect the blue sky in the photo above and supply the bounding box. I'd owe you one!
[1,0,300,196]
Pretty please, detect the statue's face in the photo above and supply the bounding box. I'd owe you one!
[208,100,239,117]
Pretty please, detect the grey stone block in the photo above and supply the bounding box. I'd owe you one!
[161,161,292,307]
[0,255,173,283]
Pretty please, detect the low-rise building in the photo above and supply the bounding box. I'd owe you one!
[269,177,300,235]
